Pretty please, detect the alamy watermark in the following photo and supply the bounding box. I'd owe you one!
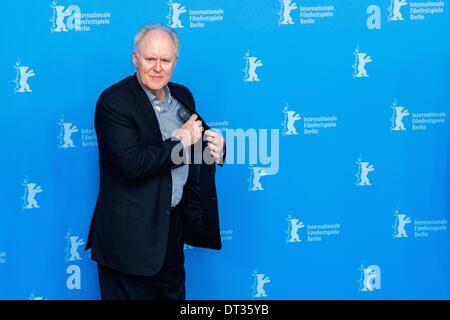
[170,128,280,174]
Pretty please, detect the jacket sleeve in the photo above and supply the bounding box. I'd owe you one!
[94,95,183,180]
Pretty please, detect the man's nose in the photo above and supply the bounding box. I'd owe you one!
[154,59,162,72]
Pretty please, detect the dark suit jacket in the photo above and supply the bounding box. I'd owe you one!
[85,74,222,277]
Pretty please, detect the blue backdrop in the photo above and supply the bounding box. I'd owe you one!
[1,0,449,300]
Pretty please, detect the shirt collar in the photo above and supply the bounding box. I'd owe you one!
[141,83,173,107]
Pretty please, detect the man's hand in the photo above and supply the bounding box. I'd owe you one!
[176,114,203,147]
[205,129,225,163]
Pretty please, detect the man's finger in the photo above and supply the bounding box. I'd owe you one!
[208,142,221,153]
[210,150,223,160]
[189,114,198,122]
[210,150,219,159]
[205,129,217,137]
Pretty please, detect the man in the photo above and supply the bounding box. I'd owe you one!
[85,24,225,300]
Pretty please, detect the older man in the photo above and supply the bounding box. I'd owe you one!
[85,24,225,300]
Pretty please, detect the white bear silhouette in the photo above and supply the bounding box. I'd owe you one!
[285,110,301,135]
[255,274,271,297]
[16,66,35,93]
[395,214,411,238]
[53,4,72,32]
[68,236,85,261]
[25,183,43,209]
[280,0,297,25]
[391,0,408,21]
[361,267,378,291]
[355,52,372,78]
[358,162,375,186]
[62,122,79,148]
[246,56,263,82]
[170,3,187,28]
[288,218,304,242]
[251,167,267,191]
[393,106,409,131]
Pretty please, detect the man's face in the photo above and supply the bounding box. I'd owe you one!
[133,30,177,94]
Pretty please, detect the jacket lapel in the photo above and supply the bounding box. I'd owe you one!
[168,82,211,131]
[168,83,194,113]
[129,73,163,141]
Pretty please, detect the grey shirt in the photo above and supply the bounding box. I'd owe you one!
[141,84,189,208]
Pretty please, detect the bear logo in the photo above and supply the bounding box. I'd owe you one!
[250,167,267,191]
[283,109,301,135]
[394,213,411,238]
[169,2,187,28]
[61,122,79,148]
[14,63,35,93]
[356,159,375,186]
[389,0,408,21]
[353,49,372,78]
[244,52,263,82]
[66,234,85,261]
[280,0,297,25]
[25,183,43,209]
[254,273,271,297]
[360,265,381,291]
[392,105,409,131]
[287,217,305,242]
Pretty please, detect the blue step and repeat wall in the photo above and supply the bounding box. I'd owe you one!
[1,0,449,300]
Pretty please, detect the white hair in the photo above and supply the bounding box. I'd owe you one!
[133,24,180,57]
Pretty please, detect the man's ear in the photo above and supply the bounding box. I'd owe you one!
[173,56,178,69]
[132,51,138,67]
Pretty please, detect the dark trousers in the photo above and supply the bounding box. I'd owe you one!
[97,210,185,300]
